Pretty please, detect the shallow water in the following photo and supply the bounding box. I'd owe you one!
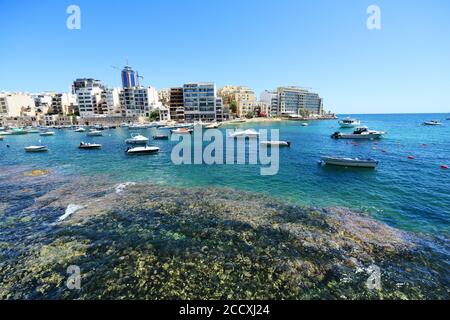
[1,113,449,235]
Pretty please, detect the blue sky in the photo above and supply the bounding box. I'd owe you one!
[0,0,449,114]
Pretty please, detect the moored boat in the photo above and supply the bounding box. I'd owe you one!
[40,131,55,136]
[260,141,291,147]
[78,142,102,149]
[331,127,385,139]
[126,146,160,155]
[338,118,361,128]
[205,122,221,129]
[75,127,86,132]
[86,129,103,137]
[24,145,48,152]
[301,123,309,127]
[125,133,149,144]
[153,134,169,140]
[228,129,260,138]
[320,156,378,168]
[423,120,442,126]
[171,128,193,134]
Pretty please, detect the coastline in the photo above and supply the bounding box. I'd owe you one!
[0,166,448,299]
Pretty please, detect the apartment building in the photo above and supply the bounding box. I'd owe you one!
[183,83,219,122]
[169,87,185,122]
[0,92,36,117]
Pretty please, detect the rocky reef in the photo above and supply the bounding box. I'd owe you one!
[0,166,448,299]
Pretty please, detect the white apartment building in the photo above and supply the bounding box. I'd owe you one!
[0,92,36,117]
[120,86,160,118]
[76,86,103,117]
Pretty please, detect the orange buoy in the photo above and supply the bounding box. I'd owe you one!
[441,165,448,169]
[408,155,414,160]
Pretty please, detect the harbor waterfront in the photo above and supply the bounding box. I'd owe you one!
[0,113,449,299]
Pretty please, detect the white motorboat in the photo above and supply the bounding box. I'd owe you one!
[0,131,12,136]
[205,122,221,129]
[331,127,385,139]
[320,156,378,168]
[126,146,160,155]
[125,133,149,144]
[86,129,103,137]
[78,142,102,149]
[301,123,309,127]
[260,141,291,147]
[40,131,55,136]
[228,129,260,138]
[25,145,48,152]
[423,120,442,126]
[339,118,361,128]
[171,128,193,134]
[75,127,86,132]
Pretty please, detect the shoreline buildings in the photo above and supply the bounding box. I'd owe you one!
[261,87,323,117]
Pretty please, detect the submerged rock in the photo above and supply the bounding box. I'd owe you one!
[0,169,448,300]
[23,169,50,177]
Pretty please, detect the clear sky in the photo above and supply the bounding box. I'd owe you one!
[0,0,449,114]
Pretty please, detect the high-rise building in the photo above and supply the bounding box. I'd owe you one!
[169,87,185,122]
[121,65,140,89]
[183,82,220,122]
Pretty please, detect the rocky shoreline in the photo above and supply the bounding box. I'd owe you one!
[0,167,448,299]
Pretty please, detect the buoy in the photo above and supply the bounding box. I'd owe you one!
[381,150,386,153]
[408,155,414,160]
[441,165,448,169]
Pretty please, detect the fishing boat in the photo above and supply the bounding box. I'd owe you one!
[78,142,102,149]
[40,131,55,136]
[86,129,103,137]
[126,146,160,155]
[153,134,169,140]
[320,156,378,168]
[75,127,86,132]
[338,118,361,128]
[260,141,291,147]
[171,128,193,134]
[423,120,442,126]
[24,145,48,152]
[331,127,385,139]
[125,133,149,144]
[228,129,260,138]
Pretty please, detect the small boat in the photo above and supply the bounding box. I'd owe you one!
[320,156,378,168]
[0,131,12,136]
[40,131,55,136]
[171,128,193,134]
[10,128,28,135]
[86,130,103,137]
[126,145,160,155]
[331,127,385,139]
[94,124,105,130]
[74,127,86,132]
[205,122,221,129]
[301,123,309,127]
[339,118,361,128]
[25,145,48,152]
[26,128,40,134]
[228,129,260,138]
[423,120,442,126]
[125,133,149,144]
[153,134,169,140]
[78,142,102,149]
[260,141,291,147]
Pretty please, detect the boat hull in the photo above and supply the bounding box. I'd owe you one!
[321,157,378,168]
[336,133,383,139]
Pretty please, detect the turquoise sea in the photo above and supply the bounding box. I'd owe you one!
[0,113,449,236]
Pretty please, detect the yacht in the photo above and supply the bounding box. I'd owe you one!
[423,120,442,126]
[125,133,149,144]
[86,129,103,137]
[78,142,102,149]
[338,118,361,128]
[260,141,291,147]
[228,129,260,138]
[331,127,385,139]
[126,145,160,155]
[25,145,48,152]
[320,156,378,168]
[74,127,86,132]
